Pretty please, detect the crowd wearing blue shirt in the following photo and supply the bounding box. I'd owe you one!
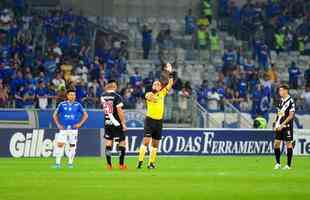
[220,0,310,54]
[0,2,129,109]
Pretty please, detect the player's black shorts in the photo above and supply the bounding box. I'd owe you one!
[144,117,163,140]
[275,128,293,142]
[104,125,125,142]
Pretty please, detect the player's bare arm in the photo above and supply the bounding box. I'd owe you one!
[117,105,127,131]
[53,112,64,130]
[74,111,89,128]
[272,114,277,130]
[277,111,295,131]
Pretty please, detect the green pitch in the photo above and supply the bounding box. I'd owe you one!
[0,156,310,200]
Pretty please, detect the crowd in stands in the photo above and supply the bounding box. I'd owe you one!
[181,0,310,121]
[219,0,310,54]
[1,0,310,125]
[0,1,193,121]
[0,1,130,110]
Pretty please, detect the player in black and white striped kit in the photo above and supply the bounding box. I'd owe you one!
[273,84,295,170]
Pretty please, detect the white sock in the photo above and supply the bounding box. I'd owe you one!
[54,145,64,165]
[68,147,76,165]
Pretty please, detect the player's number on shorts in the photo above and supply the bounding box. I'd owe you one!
[103,101,113,115]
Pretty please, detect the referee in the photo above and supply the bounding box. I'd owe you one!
[137,63,174,169]
[273,84,295,170]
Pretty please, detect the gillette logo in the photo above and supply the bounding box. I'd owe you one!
[9,130,54,157]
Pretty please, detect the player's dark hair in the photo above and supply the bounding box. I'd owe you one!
[107,79,118,85]
[66,88,76,94]
[279,84,289,91]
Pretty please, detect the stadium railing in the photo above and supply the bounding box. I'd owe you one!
[223,101,252,128]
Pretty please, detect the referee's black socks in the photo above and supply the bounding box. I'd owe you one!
[118,146,126,165]
[274,148,281,164]
[287,148,293,167]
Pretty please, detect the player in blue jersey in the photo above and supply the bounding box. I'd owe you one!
[53,89,88,168]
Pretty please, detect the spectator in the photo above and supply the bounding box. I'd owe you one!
[75,80,87,104]
[301,86,310,112]
[251,84,262,119]
[231,91,244,111]
[197,80,210,108]
[229,1,242,38]
[143,71,155,92]
[222,47,236,73]
[253,115,267,128]
[274,29,285,54]
[135,97,145,110]
[172,73,183,92]
[43,54,57,76]
[14,85,25,108]
[266,63,279,83]
[196,25,208,49]
[238,75,248,99]
[130,68,142,87]
[243,57,255,81]
[88,79,100,96]
[56,85,66,106]
[52,43,63,57]
[75,61,88,83]
[0,81,8,107]
[47,83,57,108]
[185,9,196,35]
[258,42,271,71]
[209,28,220,52]
[10,71,25,95]
[36,71,49,84]
[288,61,301,89]
[52,72,66,91]
[85,86,97,108]
[304,64,310,86]
[202,0,213,23]
[142,25,152,59]
[122,86,136,109]
[178,86,191,122]
[23,84,36,109]
[207,88,221,111]
[35,81,49,109]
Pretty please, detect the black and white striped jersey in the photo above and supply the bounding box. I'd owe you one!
[275,95,295,129]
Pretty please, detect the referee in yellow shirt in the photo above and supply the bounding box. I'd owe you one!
[137,63,174,169]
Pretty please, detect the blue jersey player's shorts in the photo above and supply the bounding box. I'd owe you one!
[55,130,78,145]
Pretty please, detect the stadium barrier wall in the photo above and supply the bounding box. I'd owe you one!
[1,128,310,157]
[0,128,101,157]
[121,129,310,156]
[0,109,145,129]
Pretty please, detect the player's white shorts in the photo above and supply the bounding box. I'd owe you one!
[55,130,78,145]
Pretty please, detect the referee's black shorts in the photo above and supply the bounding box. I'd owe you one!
[144,116,163,140]
[275,128,293,142]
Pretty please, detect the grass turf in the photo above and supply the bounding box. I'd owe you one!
[0,156,310,200]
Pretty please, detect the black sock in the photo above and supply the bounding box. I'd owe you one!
[105,146,112,165]
[118,146,126,165]
[274,148,281,164]
[287,148,293,167]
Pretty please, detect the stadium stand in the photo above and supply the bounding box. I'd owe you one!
[0,0,309,127]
